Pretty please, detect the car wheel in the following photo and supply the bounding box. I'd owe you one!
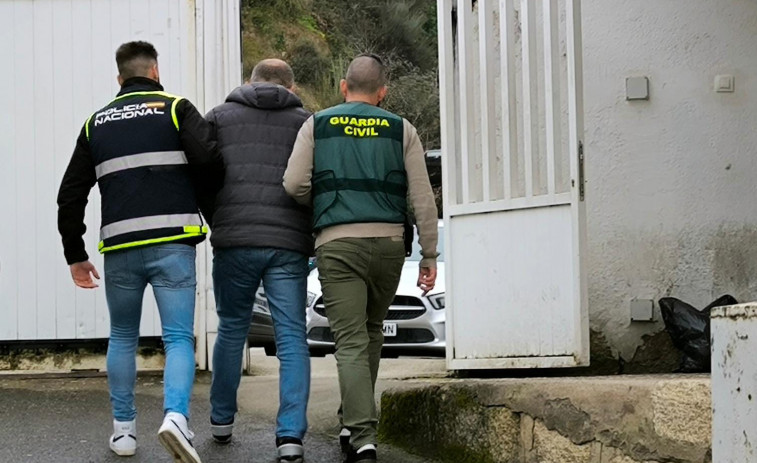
[263,345,277,356]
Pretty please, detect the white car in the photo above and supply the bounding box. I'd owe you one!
[306,221,446,356]
[250,222,446,356]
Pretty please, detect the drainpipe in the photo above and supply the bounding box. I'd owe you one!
[711,303,757,462]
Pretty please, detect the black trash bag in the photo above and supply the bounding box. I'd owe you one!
[659,295,738,373]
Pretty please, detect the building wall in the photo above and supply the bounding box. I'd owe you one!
[582,0,757,360]
[0,0,240,347]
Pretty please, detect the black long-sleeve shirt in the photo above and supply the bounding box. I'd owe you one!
[56,77,224,265]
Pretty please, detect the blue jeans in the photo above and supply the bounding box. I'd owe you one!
[104,243,197,422]
[211,247,310,440]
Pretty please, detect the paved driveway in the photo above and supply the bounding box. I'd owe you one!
[0,351,446,463]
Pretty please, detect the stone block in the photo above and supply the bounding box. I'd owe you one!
[599,445,662,463]
[380,377,711,463]
[652,380,711,445]
[380,385,520,463]
[531,420,592,463]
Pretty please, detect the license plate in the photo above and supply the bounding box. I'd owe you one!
[383,323,397,337]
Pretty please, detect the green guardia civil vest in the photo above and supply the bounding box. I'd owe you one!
[312,102,407,231]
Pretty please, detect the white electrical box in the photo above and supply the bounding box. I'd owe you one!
[630,299,655,322]
[715,75,735,93]
[626,76,649,100]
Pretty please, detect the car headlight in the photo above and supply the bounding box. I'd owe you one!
[427,293,445,310]
[306,291,317,308]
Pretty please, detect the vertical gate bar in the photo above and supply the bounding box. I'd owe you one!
[543,0,559,196]
[195,0,207,113]
[225,0,242,94]
[437,0,458,366]
[499,0,516,200]
[478,0,495,202]
[457,0,473,204]
[438,0,458,208]
[222,0,229,93]
[566,0,589,362]
[566,0,584,196]
[521,0,536,198]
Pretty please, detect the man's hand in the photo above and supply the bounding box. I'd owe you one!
[417,266,437,296]
[69,261,100,289]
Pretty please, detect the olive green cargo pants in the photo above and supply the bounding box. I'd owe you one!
[315,236,406,449]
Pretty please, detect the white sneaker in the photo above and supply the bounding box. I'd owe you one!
[109,419,137,457]
[158,412,202,463]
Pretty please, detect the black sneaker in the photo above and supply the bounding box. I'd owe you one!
[339,428,351,456]
[210,418,233,444]
[276,436,304,463]
[345,446,377,463]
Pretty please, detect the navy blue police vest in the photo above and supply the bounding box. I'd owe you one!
[85,90,206,253]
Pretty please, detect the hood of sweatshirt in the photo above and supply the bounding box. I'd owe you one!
[225,82,303,110]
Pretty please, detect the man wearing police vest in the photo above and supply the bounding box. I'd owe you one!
[56,41,223,463]
[283,54,438,463]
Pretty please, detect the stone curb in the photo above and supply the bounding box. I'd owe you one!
[379,376,711,463]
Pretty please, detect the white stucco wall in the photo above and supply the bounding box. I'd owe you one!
[582,0,757,359]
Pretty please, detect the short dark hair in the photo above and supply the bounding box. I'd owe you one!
[115,41,158,80]
[250,59,295,88]
[345,54,387,95]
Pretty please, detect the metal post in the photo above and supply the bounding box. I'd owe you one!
[711,303,757,462]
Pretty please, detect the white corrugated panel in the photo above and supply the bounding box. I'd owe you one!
[0,0,241,343]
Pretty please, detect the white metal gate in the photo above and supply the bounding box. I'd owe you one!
[439,0,588,369]
[0,0,240,358]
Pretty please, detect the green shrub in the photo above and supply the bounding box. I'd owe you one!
[244,0,308,19]
[240,0,441,145]
[312,0,437,72]
[308,56,349,110]
[289,40,329,86]
[384,66,441,150]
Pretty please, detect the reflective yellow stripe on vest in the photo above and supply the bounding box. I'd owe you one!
[100,213,203,241]
[170,97,183,130]
[94,150,187,179]
[98,225,208,253]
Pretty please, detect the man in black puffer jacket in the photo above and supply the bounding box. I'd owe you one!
[205,59,312,463]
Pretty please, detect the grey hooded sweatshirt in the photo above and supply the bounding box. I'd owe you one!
[206,83,313,255]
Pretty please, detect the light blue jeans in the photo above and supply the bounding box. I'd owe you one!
[104,243,197,422]
[210,247,310,440]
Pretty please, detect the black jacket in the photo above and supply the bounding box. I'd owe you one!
[206,83,313,255]
[57,77,223,264]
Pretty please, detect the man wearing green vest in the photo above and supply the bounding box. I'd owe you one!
[284,54,438,463]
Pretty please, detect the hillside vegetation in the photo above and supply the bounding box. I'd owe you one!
[241,0,440,149]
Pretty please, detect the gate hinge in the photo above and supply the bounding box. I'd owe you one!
[578,140,585,201]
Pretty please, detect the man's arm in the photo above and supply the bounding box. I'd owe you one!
[57,125,101,288]
[176,99,224,226]
[403,119,439,294]
[57,125,97,265]
[403,119,439,267]
[283,116,315,205]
